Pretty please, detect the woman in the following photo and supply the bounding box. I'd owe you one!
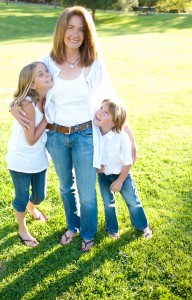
[10,6,136,252]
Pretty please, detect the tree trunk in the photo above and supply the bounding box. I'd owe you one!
[92,8,96,22]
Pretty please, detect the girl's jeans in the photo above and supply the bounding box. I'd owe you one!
[9,169,47,212]
[46,128,97,240]
[98,172,148,233]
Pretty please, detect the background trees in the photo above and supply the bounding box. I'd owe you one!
[156,0,191,12]
[62,0,138,19]
[10,0,192,15]
[62,0,191,16]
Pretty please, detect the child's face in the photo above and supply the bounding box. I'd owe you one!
[31,63,53,93]
[94,102,114,131]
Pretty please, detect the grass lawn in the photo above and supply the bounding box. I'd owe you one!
[0,3,192,300]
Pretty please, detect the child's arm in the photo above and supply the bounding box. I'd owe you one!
[110,165,131,192]
[22,101,47,145]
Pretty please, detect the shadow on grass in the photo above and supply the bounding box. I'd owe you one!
[95,13,192,36]
[0,15,57,42]
[0,224,18,252]
[0,228,139,299]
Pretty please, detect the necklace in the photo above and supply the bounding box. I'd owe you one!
[66,57,80,69]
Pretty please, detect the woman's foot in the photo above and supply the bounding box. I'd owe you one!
[81,239,94,252]
[109,232,120,239]
[19,231,39,247]
[143,226,152,239]
[60,230,76,245]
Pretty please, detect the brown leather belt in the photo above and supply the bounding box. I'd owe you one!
[46,120,92,134]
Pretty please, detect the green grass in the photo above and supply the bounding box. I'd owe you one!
[0,3,192,300]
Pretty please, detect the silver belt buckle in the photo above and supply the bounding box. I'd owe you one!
[65,126,71,134]
[53,124,57,132]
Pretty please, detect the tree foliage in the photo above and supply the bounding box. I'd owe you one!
[138,0,157,7]
[63,0,190,15]
[62,0,139,19]
[137,0,191,11]
[113,0,139,11]
[156,0,191,12]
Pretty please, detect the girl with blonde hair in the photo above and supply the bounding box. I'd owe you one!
[7,62,53,247]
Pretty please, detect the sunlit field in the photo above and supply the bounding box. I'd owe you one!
[0,3,191,299]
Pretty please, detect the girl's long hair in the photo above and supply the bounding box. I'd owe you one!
[50,6,99,66]
[13,62,40,106]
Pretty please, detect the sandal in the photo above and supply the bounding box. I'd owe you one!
[60,231,75,245]
[19,235,39,247]
[35,211,48,222]
[27,206,48,222]
[81,239,94,252]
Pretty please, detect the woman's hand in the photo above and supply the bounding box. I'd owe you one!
[131,140,137,164]
[124,125,137,164]
[97,165,104,174]
[10,104,32,130]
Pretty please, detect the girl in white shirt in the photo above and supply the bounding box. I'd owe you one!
[7,62,53,247]
[94,99,152,239]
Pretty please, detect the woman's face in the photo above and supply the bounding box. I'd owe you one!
[64,15,84,50]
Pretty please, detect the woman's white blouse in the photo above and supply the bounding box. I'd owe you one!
[42,55,118,168]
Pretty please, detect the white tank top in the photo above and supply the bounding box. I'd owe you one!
[6,98,49,173]
[52,71,91,126]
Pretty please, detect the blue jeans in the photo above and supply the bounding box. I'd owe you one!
[46,128,97,240]
[98,172,148,233]
[9,169,47,212]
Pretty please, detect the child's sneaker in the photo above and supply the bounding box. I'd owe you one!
[109,232,120,239]
[143,226,152,239]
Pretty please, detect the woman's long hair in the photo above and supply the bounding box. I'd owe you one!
[50,6,99,66]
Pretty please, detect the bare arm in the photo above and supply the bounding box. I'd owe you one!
[22,101,47,145]
[110,165,131,192]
